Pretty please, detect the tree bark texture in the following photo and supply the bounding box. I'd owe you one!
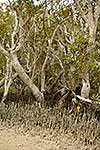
[10,53,44,102]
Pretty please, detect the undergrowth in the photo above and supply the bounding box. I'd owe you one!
[0,102,100,147]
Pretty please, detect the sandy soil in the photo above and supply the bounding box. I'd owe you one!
[0,127,99,150]
[0,128,56,150]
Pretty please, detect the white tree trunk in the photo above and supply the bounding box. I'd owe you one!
[10,53,44,102]
[81,74,90,99]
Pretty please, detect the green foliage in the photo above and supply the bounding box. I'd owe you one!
[0,0,100,108]
[0,8,13,39]
[92,93,100,102]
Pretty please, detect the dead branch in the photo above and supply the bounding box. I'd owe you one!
[73,92,100,105]
[73,95,100,105]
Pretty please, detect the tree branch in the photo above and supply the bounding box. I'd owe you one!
[0,44,10,57]
[0,78,5,87]
[94,0,100,24]
[41,24,60,92]
[11,11,18,48]
[74,0,88,22]
[41,53,49,92]
[76,95,100,104]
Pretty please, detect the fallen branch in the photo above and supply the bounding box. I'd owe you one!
[75,95,100,105]
[62,88,100,105]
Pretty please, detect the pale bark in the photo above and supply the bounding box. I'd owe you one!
[0,78,5,87]
[0,45,44,102]
[98,86,100,94]
[10,53,44,102]
[41,53,49,93]
[0,9,44,103]
[81,75,90,99]
[76,95,100,104]
[2,58,12,102]
[73,0,100,98]
[41,18,60,93]
[0,73,17,88]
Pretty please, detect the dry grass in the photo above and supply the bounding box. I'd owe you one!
[0,102,100,149]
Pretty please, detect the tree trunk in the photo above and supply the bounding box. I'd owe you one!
[10,53,44,102]
[81,73,90,99]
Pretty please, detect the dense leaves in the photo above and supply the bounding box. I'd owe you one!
[0,0,100,107]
